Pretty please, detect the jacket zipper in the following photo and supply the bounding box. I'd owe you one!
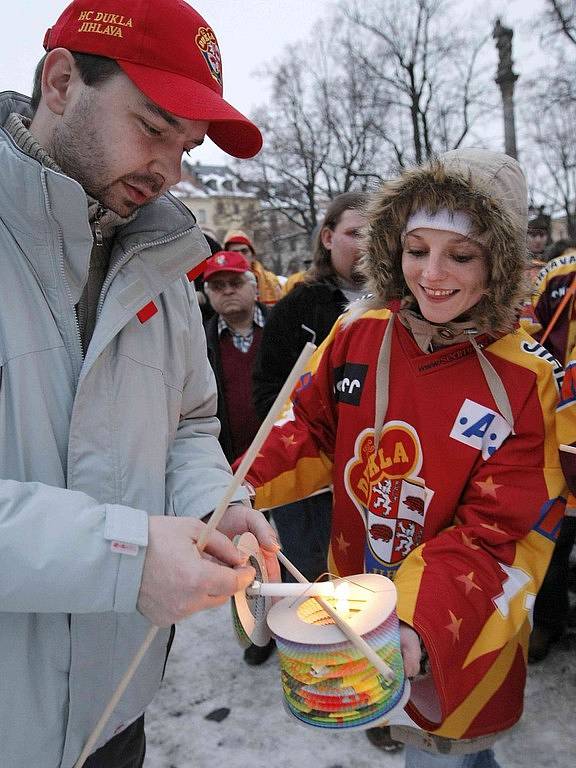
[41,172,84,381]
[93,205,105,246]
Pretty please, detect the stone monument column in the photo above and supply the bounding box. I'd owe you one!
[493,19,519,159]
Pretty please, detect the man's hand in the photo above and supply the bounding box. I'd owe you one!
[216,503,281,582]
[400,622,422,678]
[137,516,256,627]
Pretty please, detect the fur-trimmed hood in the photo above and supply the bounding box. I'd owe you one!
[356,149,529,335]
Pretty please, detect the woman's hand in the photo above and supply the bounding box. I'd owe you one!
[400,621,423,678]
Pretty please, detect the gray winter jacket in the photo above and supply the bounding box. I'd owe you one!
[0,91,247,767]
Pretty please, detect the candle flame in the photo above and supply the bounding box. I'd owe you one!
[334,581,350,618]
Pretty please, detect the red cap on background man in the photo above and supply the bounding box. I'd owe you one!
[224,229,256,254]
[43,0,262,159]
[203,251,251,281]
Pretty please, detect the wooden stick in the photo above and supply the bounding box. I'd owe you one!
[247,580,336,597]
[277,551,395,682]
[559,443,576,455]
[540,277,576,344]
[277,549,309,583]
[74,341,316,767]
[196,341,316,550]
[73,628,159,767]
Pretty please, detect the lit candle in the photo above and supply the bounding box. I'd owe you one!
[334,580,350,618]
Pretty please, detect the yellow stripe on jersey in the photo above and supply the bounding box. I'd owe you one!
[464,528,554,666]
[489,329,564,495]
[434,622,530,739]
[394,543,427,626]
[254,455,333,511]
[532,248,576,297]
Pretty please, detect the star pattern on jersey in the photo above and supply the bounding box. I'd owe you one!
[461,531,480,550]
[474,475,502,499]
[336,531,351,554]
[281,433,297,448]
[480,521,506,534]
[456,571,482,596]
[445,610,463,643]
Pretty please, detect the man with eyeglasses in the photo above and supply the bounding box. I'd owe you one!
[203,250,276,666]
[203,251,268,465]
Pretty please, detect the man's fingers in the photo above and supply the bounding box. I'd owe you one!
[216,504,280,553]
[196,558,255,598]
[190,519,246,565]
[139,516,258,626]
[232,564,258,593]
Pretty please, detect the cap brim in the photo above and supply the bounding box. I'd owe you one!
[119,61,262,159]
[204,266,249,279]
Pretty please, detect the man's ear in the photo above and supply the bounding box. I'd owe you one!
[41,48,80,116]
[320,226,333,251]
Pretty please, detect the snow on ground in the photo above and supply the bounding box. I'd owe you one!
[145,601,575,768]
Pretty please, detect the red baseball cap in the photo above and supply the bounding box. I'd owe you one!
[43,0,262,159]
[224,232,255,253]
[203,251,251,280]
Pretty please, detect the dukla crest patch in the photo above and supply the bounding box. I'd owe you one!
[195,26,222,86]
[344,423,432,576]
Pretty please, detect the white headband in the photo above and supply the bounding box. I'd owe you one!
[404,208,476,239]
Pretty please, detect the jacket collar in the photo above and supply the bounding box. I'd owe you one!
[398,308,482,352]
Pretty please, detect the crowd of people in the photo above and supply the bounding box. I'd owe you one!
[0,1,574,767]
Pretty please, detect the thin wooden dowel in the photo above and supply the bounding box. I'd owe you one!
[540,277,576,344]
[277,550,308,583]
[196,341,316,551]
[315,593,395,682]
[74,341,316,767]
[276,551,395,682]
[73,627,159,767]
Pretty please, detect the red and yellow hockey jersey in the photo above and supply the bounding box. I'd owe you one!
[532,247,576,364]
[556,347,576,502]
[246,309,566,740]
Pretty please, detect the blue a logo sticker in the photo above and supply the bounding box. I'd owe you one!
[450,399,512,459]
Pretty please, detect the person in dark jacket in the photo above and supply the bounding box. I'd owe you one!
[204,251,268,463]
[203,250,274,666]
[194,231,222,323]
[253,192,369,417]
[527,207,551,259]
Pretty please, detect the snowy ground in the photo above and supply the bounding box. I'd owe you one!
[145,600,575,768]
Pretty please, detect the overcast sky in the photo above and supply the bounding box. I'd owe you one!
[1,0,547,164]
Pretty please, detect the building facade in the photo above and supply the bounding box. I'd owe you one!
[172,162,311,275]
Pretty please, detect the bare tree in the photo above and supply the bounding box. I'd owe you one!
[522,47,576,239]
[236,20,392,243]
[528,94,576,238]
[544,0,576,46]
[520,1,576,237]
[342,0,493,166]
[236,0,494,258]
